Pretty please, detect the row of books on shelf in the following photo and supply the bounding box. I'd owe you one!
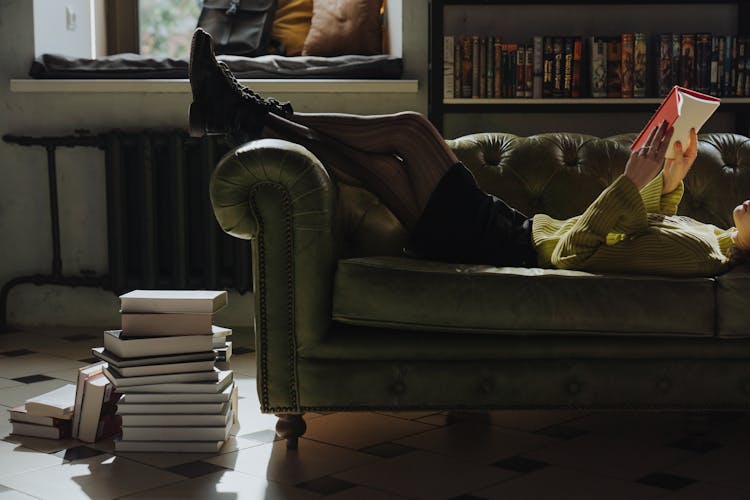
[8,290,239,453]
[443,33,750,100]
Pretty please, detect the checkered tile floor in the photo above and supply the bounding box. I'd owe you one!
[1,327,749,499]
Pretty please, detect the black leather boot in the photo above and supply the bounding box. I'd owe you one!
[188,28,293,140]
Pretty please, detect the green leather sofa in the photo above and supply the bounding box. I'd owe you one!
[210,132,750,448]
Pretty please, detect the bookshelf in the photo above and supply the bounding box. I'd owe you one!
[428,0,750,135]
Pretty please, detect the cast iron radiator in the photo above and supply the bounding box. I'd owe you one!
[2,130,250,331]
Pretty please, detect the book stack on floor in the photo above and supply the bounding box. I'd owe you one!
[92,290,237,453]
[8,384,76,439]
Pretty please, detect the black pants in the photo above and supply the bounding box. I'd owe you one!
[407,164,537,267]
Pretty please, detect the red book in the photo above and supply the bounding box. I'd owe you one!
[631,86,720,159]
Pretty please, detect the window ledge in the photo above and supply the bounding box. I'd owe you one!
[10,78,419,94]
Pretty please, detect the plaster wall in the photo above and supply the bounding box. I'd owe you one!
[0,0,429,329]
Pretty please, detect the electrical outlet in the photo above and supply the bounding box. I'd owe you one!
[66,5,77,31]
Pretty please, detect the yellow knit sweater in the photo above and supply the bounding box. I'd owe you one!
[531,174,736,277]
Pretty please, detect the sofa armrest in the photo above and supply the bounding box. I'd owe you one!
[210,138,335,412]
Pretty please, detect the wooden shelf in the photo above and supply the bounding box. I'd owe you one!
[428,0,750,132]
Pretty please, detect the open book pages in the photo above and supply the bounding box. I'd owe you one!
[25,384,76,419]
[631,86,720,159]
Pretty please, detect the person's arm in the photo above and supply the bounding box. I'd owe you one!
[551,175,648,270]
[552,120,673,270]
[639,172,684,216]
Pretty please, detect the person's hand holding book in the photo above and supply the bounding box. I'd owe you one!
[625,120,673,190]
[662,128,698,194]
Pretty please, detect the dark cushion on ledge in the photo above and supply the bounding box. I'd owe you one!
[29,52,403,79]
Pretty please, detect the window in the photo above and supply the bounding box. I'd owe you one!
[139,0,202,58]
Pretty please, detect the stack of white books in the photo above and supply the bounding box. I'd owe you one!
[92,290,238,453]
[8,384,76,439]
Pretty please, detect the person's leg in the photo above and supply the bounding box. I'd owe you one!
[289,111,457,212]
[264,112,458,226]
[189,28,456,229]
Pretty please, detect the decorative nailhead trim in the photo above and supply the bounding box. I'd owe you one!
[249,181,298,412]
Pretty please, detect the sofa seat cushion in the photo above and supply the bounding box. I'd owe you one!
[332,256,716,337]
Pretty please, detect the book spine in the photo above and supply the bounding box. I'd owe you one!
[718,35,726,96]
[525,44,534,97]
[460,36,473,98]
[633,33,647,97]
[552,37,564,98]
[737,35,746,96]
[454,36,462,99]
[533,35,543,98]
[671,33,681,88]
[696,32,711,93]
[657,33,672,97]
[516,45,525,97]
[745,36,750,96]
[472,35,480,98]
[723,34,732,97]
[680,33,696,89]
[606,37,622,97]
[543,36,554,97]
[494,37,502,98]
[443,36,454,100]
[501,45,509,97]
[727,35,737,96]
[571,38,582,97]
[563,37,573,97]
[621,33,634,98]
[479,36,487,98]
[590,36,607,98]
[487,36,495,98]
[710,35,719,96]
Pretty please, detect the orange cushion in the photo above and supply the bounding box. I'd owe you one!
[272,0,314,56]
[302,0,382,57]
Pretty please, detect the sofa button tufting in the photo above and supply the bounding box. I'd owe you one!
[567,381,581,394]
[391,381,406,394]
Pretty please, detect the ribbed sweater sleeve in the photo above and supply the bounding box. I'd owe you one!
[639,173,684,215]
[552,175,647,270]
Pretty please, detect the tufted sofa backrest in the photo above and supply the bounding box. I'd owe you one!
[336,132,750,259]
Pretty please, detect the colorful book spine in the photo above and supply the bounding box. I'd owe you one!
[657,33,672,97]
[606,36,622,97]
[671,33,682,88]
[443,36,454,100]
[590,36,607,98]
[695,32,711,93]
[543,37,554,97]
[493,37,502,98]
[563,37,573,97]
[460,36,473,98]
[516,44,525,97]
[633,33,647,97]
[680,33,696,89]
[454,37,462,99]
[525,44,534,97]
[533,35,543,98]
[487,36,495,98]
[620,33,635,98]
[479,36,487,98]
[552,37,564,98]
[471,35,480,98]
[710,35,720,96]
[571,38,582,97]
[737,35,746,96]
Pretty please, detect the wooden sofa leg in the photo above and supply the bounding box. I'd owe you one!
[275,413,307,450]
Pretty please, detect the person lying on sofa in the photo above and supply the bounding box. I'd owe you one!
[189,28,750,278]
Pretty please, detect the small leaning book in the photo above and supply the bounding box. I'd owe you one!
[631,85,720,159]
